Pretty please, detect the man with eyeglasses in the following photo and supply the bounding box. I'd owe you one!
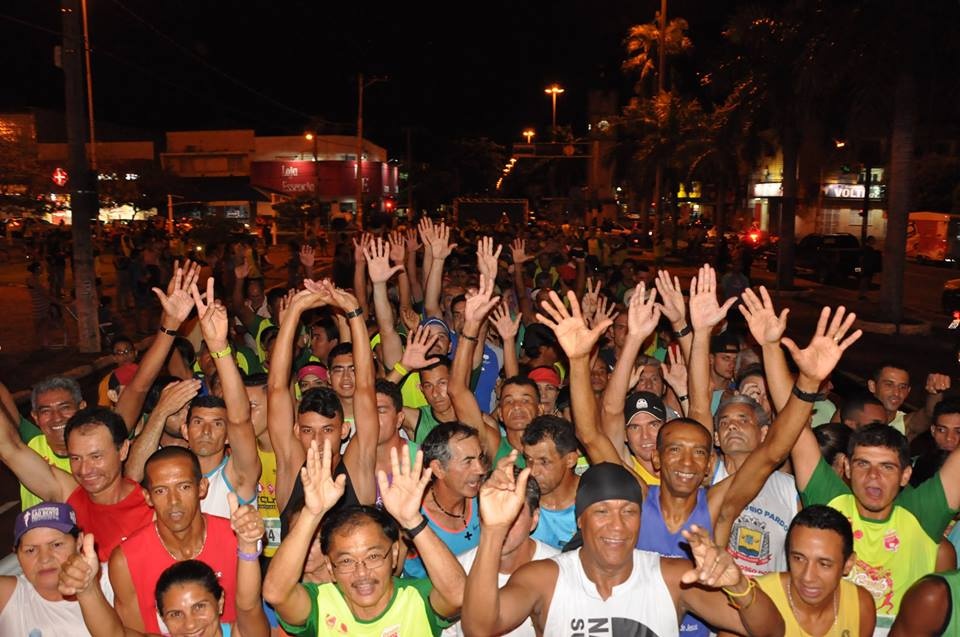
[97,336,137,407]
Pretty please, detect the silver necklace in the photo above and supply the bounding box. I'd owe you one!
[155,517,207,561]
[786,577,839,636]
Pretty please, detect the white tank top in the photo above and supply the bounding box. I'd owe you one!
[0,574,91,636]
[544,548,679,637]
[202,456,257,518]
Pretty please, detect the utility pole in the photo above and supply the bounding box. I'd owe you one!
[355,74,386,230]
[406,127,414,221]
[61,0,100,352]
[80,0,96,169]
[860,166,871,245]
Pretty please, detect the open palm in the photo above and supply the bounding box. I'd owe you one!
[479,467,530,529]
[377,447,432,528]
[301,440,346,517]
[783,306,862,383]
[537,290,608,359]
[739,286,788,345]
[688,264,736,330]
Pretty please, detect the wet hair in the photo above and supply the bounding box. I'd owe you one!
[421,422,479,470]
[814,423,852,466]
[154,560,223,615]
[143,446,202,489]
[715,394,771,428]
[242,372,269,388]
[298,386,344,420]
[31,376,83,412]
[521,415,578,456]
[186,395,226,422]
[500,376,541,402]
[64,407,128,448]
[849,422,910,469]
[420,357,452,374]
[840,391,884,423]
[786,504,854,560]
[319,505,399,555]
[735,363,765,388]
[655,417,712,451]
[450,294,467,309]
[933,397,960,425]
[327,342,354,368]
[871,362,909,384]
[375,379,402,412]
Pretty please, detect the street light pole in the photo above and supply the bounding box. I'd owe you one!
[355,74,386,230]
[544,85,564,140]
[523,129,535,144]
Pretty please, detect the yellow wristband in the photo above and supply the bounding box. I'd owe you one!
[393,361,409,376]
[211,345,232,359]
[722,578,754,597]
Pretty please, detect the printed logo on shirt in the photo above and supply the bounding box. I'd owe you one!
[569,616,659,635]
[847,558,895,613]
[883,530,900,552]
[324,614,349,634]
[381,626,401,637]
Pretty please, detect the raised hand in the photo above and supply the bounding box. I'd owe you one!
[300,439,347,518]
[389,230,406,264]
[428,223,458,260]
[925,373,951,395]
[782,306,862,384]
[301,278,334,308]
[314,279,360,314]
[463,274,501,325]
[628,363,645,392]
[655,269,687,327]
[688,264,736,331]
[154,379,202,418]
[477,236,503,282]
[739,286,789,346]
[167,259,201,296]
[58,532,99,597]
[353,232,372,262]
[401,327,441,371]
[275,288,299,327]
[489,302,521,341]
[511,238,533,266]
[234,260,250,281]
[418,217,436,249]
[580,278,602,323]
[478,452,531,530]
[400,305,421,334]
[681,525,744,588]
[190,277,229,349]
[154,261,198,326]
[591,294,619,330]
[662,346,688,398]
[376,447,433,529]
[299,245,316,270]
[626,282,661,342]
[537,289,610,360]
[228,492,265,547]
[364,237,404,283]
[405,227,421,254]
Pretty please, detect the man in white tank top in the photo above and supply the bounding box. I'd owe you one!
[462,461,786,637]
[0,502,90,636]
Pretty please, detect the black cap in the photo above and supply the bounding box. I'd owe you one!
[624,391,666,423]
[710,331,741,354]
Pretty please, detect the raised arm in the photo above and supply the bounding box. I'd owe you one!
[404,227,424,303]
[124,379,201,482]
[228,493,270,637]
[316,279,379,505]
[59,534,139,637]
[687,264,737,435]
[714,305,861,546]
[449,274,502,460]
[263,440,346,628]
[0,398,75,502]
[510,239,537,325]
[655,268,693,362]
[192,278,261,503]
[538,290,634,474]
[424,222,457,319]
[352,232,371,320]
[231,260,258,330]
[116,260,200,431]
[379,447,466,617]
[740,286,793,412]
[462,459,546,636]
[365,237,406,370]
[601,284,660,461]
[418,217,435,296]
[474,236,502,369]
[490,302,521,379]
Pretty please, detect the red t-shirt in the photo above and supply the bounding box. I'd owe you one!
[120,513,238,633]
[67,478,153,562]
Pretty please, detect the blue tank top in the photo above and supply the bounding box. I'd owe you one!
[531,503,576,550]
[402,496,481,578]
[638,485,713,637]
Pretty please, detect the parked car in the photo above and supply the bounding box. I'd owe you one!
[765,233,863,283]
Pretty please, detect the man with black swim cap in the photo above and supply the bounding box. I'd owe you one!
[462,459,785,637]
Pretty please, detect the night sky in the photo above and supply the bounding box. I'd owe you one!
[1,1,734,155]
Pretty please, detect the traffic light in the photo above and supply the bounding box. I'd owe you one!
[384,198,395,213]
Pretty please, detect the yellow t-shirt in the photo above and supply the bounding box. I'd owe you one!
[631,454,660,486]
[256,446,280,557]
[756,572,861,637]
[21,434,72,510]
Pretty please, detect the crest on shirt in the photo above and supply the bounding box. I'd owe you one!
[882,530,900,552]
[729,514,771,570]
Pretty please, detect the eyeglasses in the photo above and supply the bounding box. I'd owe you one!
[331,551,388,573]
[113,348,133,356]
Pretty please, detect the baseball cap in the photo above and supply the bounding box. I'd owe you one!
[528,366,561,388]
[624,391,666,423]
[14,502,78,547]
[419,316,452,341]
[710,331,741,354]
[297,364,328,383]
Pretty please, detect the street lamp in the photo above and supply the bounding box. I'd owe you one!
[523,129,535,144]
[544,84,564,139]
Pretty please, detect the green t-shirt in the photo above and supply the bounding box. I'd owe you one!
[801,457,957,626]
[279,578,453,637]
[493,433,527,469]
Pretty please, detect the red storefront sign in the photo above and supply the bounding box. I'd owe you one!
[250,160,397,197]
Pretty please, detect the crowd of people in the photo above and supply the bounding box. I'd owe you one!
[1,216,959,636]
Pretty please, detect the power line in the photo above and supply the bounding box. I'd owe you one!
[0,11,61,37]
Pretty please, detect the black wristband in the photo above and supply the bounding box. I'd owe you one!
[678,395,689,402]
[791,385,822,403]
[158,326,178,337]
[404,516,429,540]
[344,307,363,320]
[460,333,479,342]
[672,324,692,338]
